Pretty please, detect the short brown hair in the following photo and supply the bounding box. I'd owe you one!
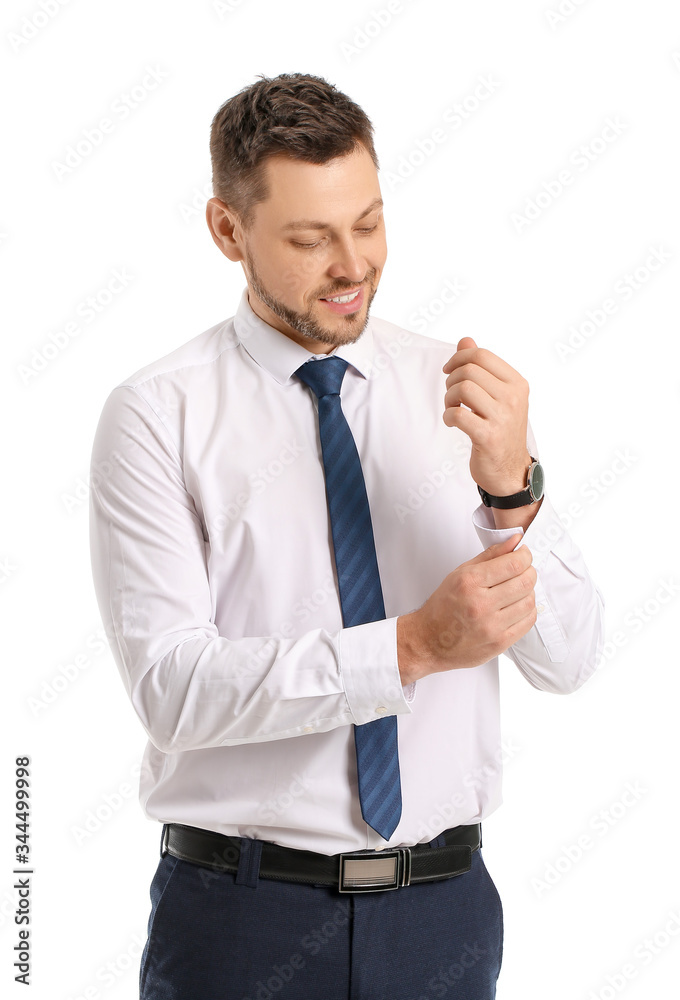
[209,72,379,226]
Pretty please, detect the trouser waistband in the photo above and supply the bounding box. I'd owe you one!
[162,822,482,893]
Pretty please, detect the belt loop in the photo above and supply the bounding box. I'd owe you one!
[160,823,169,858]
[235,837,262,888]
[428,831,447,848]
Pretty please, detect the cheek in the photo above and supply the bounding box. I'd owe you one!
[372,235,388,271]
[275,254,323,301]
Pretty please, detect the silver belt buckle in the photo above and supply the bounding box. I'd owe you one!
[338,848,411,893]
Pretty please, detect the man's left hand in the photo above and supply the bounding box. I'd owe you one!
[442,336,532,497]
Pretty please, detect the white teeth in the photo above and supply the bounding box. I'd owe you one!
[325,290,360,304]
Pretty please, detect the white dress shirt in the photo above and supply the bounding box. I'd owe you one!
[89,287,604,855]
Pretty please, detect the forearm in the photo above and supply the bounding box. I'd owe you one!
[118,622,411,753]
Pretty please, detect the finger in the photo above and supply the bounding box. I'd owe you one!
[442,338,477,373]
[457,336,477,352]
[442,401,486,433]
[443,346,519,383]
[444,362,507,402]
[466,535,523,566]
[474,545,534,589]
[443,343,481,375]
[489,565,537,612]
[496,601,538,646]
[444,379,497,419]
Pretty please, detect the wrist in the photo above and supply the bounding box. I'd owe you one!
[491,494,543,531]
[396,612,430,685]
[476,450,532,498]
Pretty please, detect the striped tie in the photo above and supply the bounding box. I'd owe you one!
[295,356,402,841]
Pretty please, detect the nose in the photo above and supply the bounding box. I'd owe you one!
[326,235,368,285]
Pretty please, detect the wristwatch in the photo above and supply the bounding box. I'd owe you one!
[477,457,544,509]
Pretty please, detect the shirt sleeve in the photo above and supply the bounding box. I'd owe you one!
[88,385,412,753]
[471,423,605,694]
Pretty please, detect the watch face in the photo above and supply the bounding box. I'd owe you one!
[529,462,544,501]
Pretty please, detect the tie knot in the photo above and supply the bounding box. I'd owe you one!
[294,356,349,399]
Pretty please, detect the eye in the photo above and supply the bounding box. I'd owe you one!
[291,223,379,249]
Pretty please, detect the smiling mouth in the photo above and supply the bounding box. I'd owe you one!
[318,286,366,315]
[320,289,362,304]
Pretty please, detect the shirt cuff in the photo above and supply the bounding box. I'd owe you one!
[472,496,569,662]
[472,502,525,548]
[338,616,414,725]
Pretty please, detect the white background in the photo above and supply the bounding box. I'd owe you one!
[2,1,680,997]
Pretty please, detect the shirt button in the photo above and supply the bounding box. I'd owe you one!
[375,706,388,715]
[302,726,315,734]
[536,604,545,614]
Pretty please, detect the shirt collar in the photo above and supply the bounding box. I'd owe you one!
[233,286,376,385]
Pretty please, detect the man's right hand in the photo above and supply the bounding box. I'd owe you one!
[396,533,537,685]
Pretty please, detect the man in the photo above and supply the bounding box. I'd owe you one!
[89,72,604,999]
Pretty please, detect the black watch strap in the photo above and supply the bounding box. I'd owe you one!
[477,457,543,509]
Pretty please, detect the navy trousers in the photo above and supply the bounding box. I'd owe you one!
[139,830,503,1000]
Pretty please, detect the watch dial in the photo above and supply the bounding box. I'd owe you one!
[530,462,544,500]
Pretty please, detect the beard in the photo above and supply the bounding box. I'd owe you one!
[244,248,378,348]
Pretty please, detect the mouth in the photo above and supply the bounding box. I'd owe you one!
[319,286,365,315]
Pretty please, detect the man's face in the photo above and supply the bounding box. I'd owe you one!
[234,144,387,353]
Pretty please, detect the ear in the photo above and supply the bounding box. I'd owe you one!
[205,197,245,262]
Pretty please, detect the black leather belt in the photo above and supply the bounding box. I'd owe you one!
[162,822,481,893]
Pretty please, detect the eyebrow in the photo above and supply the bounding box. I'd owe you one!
[281,197,384,232]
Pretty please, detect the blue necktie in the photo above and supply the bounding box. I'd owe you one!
[295,356,402,841]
